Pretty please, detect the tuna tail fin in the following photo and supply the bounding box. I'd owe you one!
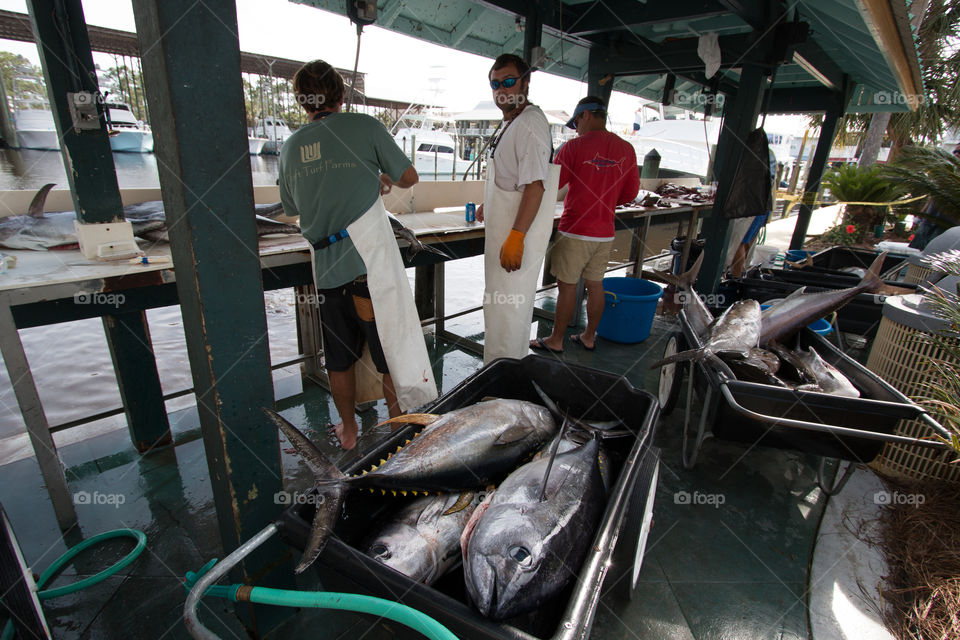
[645,250,705,290]
[28,183,55,218]
[264,408,346,573]
[860,252,887,293]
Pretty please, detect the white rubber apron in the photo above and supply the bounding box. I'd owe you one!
[482,158,560,364]
[313,197,438,412]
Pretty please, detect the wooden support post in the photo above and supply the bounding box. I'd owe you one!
[414,265,435,321]
[0,296,77,530]
[133,0,293,630]
[294,284,322,378]
[103,311,172,453]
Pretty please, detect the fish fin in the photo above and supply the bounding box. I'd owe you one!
[494,424,537,445]
[264,408,347,573]
[649,347,703,369]
[861,252,887,293]
[679,250,705,289]
[706,353,737,380]
[266,408,344,482]
[783,286,807,301]
[531,381,561,420]
[442,491,475,516]
[28,183,55,218]
[539,414,569,501]
[376,413,440,428]
[421,242,453,260]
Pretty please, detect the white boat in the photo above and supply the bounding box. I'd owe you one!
[106,103,153,153]
[392,110,470,179]
[247,134,267,155]
[629,107,719,178]
[252,117,293,154]
[14,110,60,151]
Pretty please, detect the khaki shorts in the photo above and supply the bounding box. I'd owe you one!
[550,235,613,284]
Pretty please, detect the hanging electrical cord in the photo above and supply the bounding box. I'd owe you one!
[344,1,377,112]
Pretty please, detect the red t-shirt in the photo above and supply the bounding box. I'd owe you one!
[555,130,640,239]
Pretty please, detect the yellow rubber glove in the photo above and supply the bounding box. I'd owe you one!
[500,229,525,272]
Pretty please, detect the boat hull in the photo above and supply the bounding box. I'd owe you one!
[248,137,267,155]
[109,131,154,153]
[16,130,60,151]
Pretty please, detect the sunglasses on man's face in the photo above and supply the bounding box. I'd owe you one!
[953,149,960,157]
[490,77,519,90]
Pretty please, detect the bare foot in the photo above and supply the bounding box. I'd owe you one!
[330,422,357,450]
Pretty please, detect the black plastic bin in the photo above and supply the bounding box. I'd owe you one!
[671,235,705,275]
[808,246,908,277]
[276,355,660,640]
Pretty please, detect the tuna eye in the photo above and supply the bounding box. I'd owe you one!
[371,544,391,560]
[509,546,532,565]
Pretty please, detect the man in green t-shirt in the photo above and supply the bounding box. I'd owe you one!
[279,60,419,450]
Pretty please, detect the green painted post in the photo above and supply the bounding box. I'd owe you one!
[25,0,123,223]
[131,0,293,631]
[696,64,768,293]
[790,105,843,249]
[28,0,171,455]
[103,312,171,452]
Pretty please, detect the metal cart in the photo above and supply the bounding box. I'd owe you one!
[657,309,951,494]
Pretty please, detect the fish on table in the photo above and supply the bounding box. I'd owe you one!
[0,184,451,260]
[0,183,300,250]
[265,399,558,573]
[365,492,481,586]
[462,437,605,620]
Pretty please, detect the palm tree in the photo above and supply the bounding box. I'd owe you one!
[882,146,960,226]
[859,0,960,165]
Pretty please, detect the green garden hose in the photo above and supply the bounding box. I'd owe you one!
[1,529,146,638]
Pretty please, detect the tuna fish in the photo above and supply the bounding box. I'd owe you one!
[266,400,557,572]
[0,183,300,250]
[794,347,860,397]
[366,492,481,585]
[650,299,762,371]
[758,253,887,345]
[463,438,604,620]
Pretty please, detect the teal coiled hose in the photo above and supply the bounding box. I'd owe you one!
[1,529,146,639]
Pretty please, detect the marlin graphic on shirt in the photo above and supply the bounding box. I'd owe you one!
[583,153,622,171]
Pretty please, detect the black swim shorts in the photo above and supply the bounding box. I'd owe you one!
[317,277,390,374]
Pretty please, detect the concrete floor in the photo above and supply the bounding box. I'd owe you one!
[0,288,837,640]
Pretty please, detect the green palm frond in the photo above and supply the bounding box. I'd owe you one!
[881,147,960,225]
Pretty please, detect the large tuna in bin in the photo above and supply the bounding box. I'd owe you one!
[273,356,661,640]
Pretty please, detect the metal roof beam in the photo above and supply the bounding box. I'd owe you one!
[590,33,767,77]
[566,0,731,37]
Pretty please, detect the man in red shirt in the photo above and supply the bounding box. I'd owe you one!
[530,96,640,352]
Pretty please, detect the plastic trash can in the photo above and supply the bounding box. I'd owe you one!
[597,278,663,343]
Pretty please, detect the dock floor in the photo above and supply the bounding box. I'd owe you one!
[0,288,837,640]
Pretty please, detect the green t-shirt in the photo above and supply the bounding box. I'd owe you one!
[278,112,412,289]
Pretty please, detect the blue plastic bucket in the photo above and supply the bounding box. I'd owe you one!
[785,249,814,263]
[597,278,663,344]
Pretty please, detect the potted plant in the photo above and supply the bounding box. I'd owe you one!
[821,164,905,242]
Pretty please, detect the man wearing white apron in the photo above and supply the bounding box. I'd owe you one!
[279,60,437,450]
[477,54,560,364]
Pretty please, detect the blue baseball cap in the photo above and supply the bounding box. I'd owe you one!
[565,102,605,129]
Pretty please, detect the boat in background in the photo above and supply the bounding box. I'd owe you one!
[14,109,59,151]
[247,132,268,155]
[252,116,293,154]
[106,103,153,153]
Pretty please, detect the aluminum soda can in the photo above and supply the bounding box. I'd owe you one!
[465,201,476,223]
